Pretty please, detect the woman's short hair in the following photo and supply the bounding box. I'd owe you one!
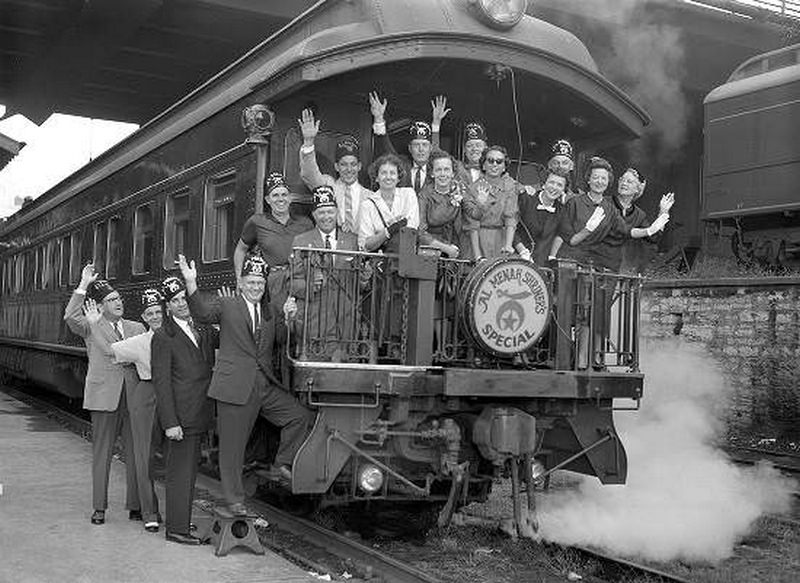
[368,153,406,185]
[479,144,509,168]
[429,149,455,170]
[583,155,614,186]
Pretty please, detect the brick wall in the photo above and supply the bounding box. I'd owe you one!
[641,282,800,435]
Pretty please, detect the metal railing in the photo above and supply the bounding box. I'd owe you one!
[288,249,642,371]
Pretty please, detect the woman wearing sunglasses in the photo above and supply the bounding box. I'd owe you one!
[462,145,521,260]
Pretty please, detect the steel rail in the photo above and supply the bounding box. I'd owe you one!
[0,383,442,583]
[567,544,696,583]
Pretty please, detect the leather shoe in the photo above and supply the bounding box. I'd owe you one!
[165,531,202,545]
[128,509,143,521]
[91,510,105,525]
[144,521,159,533]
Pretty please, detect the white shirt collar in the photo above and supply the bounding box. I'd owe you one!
[172,315,198,346]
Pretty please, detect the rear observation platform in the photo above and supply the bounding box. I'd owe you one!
[0,391,315,583]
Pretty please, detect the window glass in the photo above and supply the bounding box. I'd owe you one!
[60,236,71,287]
[94,221,108,277]
[107,217,120,279]
[133,204,154,274]
[164,189,190,269]
[203,171,236,262]
[69,232,81,285]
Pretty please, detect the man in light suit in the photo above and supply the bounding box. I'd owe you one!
[180,253,313,516]
[63,263,145,525]
[289,185,361,362]
[298,109,367,235]
[151,276,217,544]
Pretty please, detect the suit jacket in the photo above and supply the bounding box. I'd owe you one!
[374,133,435,191]
[63,291,145,411]
[151,316,216,435]
[187,290,285,406]
[289,228,359,298]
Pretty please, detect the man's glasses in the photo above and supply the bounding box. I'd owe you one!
[485,158,505,165]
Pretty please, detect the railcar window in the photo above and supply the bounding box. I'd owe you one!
[93,221,108,278]
[107,217,119,279]
[59,236,70,287]
[203,171,236,262]
[133,204,154,274]
[164,189,190,269]
[69,232,81,285]
[14,255,23,294]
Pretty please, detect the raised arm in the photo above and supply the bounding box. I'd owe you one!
[63,263,99,338]
[430,95,451,151]
[369,91,399,157]
[178,254,222,325]
[298,108,330,189]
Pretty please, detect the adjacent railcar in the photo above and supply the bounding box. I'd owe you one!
[0,0,648,534]
[702,43,800,267]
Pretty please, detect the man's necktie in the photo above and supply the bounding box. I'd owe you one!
[324,235,331,249]
[343,184,354,232]
[253,305,260,337]
[113,322,123,340]
[413,166,422,192]
[187,318,198,345]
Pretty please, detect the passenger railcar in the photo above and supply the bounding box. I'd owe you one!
[703,43,800,268]
[0,0,648,535]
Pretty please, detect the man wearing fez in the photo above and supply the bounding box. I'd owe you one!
[233,171,313,308]
[151,276,217,544]
[63,264,145,525]
[369,92,448,194]
[288,185,361,361]
[84,287,165,532]
[298,109,368,235]
[547,139,577,204]
[179,253,312,516]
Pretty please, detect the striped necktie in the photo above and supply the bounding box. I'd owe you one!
[343,184,354,232]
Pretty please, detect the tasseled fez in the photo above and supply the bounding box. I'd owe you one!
[141,288,163,309]
[265,172,288,195]
[241,254,268,279]
[88,280,116,303]
[408,121,432,141]
[161,276,186,302]
[464,121,487,142]
[335,136,360,162]
[313,185,337,210]
[551,139,574,161]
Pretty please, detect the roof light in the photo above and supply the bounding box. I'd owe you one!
[471,0,529,30]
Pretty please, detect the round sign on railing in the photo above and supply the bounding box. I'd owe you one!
[462,257,551,356]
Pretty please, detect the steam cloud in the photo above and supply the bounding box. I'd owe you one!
[537,337,796,563]
[566,0,690,164]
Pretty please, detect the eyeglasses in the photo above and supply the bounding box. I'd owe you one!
[485,158,505,165]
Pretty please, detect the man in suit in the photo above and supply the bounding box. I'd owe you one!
[298,109,368,235]
[180,252,313,516]
[289,185,361,362]
[63,263,145,525]
[151,276,217,544]
[369,92,445,194]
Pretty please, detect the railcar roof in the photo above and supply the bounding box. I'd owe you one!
[0,0,647,237]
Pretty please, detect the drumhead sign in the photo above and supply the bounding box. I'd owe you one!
[464,258,551,356]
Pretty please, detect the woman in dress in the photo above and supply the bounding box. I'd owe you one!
[417,150,463,258]
[358,153,420,253]
[462,145,520,260]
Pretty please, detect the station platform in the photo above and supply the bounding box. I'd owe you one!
[0,391,316,583]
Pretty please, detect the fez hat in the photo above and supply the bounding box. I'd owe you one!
[241,254,268,279]
[408,121,432,141]
[265,172,288,196]
[141,288,163,309]
[88,280,117,303]
[312,185,337,210]
[335,136,360,162]
[551,139,574,161]
[161,276,186,302]
[464,121,487,142]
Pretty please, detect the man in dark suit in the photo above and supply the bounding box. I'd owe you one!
[289,185,361,362]
[63,264,145,525]
[369,91,444,194]
[151,276,216,544]
[179,253,313,516]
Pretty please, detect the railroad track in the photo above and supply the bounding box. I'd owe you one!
[566,545,695,583]
[1,383,439,583]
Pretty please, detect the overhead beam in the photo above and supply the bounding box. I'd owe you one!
[5,0,164,123]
